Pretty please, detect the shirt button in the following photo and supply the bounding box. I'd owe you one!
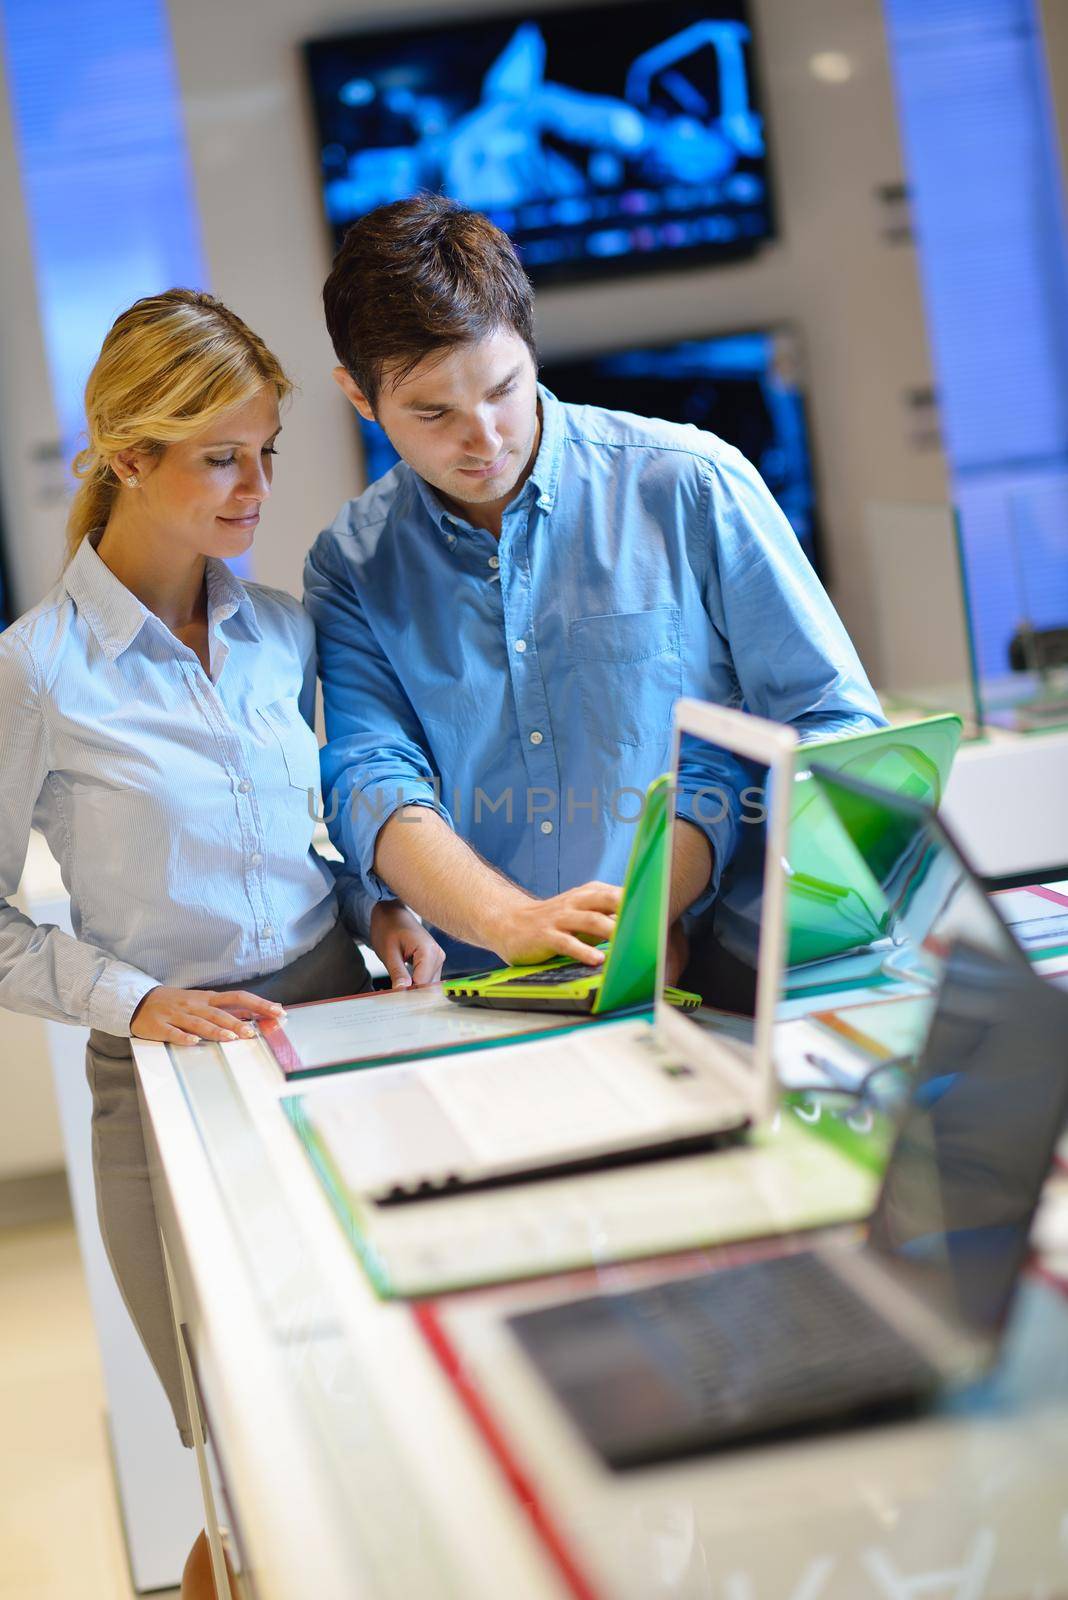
[260,924,274,940]
[249,852,263,868]
[488,555,500,570]
[514,639,527,654]
[238,779,251,794]
[540,820,554,835]
[529,730,543,745]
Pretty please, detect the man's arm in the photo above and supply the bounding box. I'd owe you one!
[662,817,714,985]
[667,443,886,934]
[701,444,886,739]
[305,533,453,908]
[374,806,621,967]
[667,817,713,924]
[305,533,620,966]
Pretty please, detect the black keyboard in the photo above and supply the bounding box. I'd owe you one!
[509,1252,940,1468]
[497,963,598,987]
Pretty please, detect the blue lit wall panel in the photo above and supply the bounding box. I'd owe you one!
[2,1,208,454]
[884,0,1068,680]
[0,0,218,593]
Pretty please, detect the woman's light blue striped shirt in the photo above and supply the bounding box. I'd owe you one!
[0,534,344,1036]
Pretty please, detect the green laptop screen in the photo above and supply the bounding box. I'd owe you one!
[668,724,976,1083]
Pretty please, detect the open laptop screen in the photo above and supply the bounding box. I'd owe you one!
[868,941,1068,1334]
[809,766,1025,977]
[784,716,962,971]
[767,763,1029,1074]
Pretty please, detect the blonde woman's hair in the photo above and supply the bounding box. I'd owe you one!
[67,288,293,560]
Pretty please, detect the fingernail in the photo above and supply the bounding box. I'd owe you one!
[241,1025,256,1038]
[223,1031,238,1042]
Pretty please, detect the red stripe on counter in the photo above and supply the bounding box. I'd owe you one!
[413,1299,604,1600]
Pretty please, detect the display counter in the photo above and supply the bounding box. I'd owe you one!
[134,1012,1068,1600]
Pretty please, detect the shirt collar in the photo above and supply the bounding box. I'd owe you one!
[411,382,565,545]
[529,382,564,507]
[205,556,262,641]
[64,535,260,661]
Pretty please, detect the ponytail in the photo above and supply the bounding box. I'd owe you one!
[66,446,118,560]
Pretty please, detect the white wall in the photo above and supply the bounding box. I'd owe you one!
[162,0,949,683]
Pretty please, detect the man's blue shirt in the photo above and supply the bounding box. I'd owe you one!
[305,386,885,971]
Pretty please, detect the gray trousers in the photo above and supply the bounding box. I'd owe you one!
[86,919,370,1447]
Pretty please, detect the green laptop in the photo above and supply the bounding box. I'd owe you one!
[786,712,963,967]
[444,774,700,1016]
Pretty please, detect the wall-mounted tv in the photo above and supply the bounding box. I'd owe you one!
[305,0,774,288]
[356,327,822,574]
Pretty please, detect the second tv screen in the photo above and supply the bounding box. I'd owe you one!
[356,328,821,575]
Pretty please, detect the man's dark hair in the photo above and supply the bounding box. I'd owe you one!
[323,194,538,410]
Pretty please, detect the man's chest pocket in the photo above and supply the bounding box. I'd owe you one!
[568,606,683,749]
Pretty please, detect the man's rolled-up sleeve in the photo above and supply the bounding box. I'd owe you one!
[676,445,886,925]
[304,532,454,906]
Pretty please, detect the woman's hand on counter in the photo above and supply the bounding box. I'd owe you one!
[369,900,446,989]
[130,986,286,1046]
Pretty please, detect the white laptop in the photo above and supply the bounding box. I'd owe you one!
[286,702,797,1204]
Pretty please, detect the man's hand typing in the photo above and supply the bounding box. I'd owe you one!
[487,881,622,968]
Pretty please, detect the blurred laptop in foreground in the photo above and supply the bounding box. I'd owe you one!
[509,938,1068,1467]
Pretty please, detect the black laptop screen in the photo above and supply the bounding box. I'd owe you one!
[669,734,773,1029]
[868,942,1068,1334]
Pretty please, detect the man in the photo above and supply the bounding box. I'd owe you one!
[305,195,884,979]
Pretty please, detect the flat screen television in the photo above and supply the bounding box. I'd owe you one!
[304,0,775,287]
[356,327,823,574]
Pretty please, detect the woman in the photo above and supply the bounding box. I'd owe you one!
[0,289,443,1597]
